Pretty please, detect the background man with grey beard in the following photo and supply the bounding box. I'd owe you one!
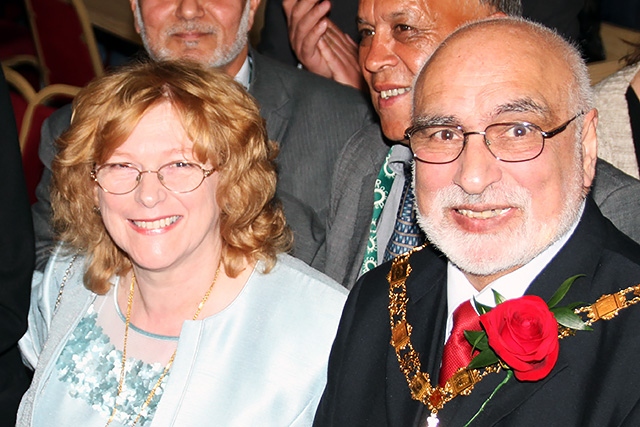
[31,0,374,272]
[314,18,640,426]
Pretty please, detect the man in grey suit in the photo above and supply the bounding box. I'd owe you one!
[32,0,373,271]
[319,0,640,289]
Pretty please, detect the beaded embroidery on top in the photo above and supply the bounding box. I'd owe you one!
[56,308,169,426]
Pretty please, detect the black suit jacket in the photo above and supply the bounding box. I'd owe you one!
[315,198,640,426]
[0,68,34,425]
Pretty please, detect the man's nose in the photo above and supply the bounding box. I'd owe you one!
[453,134,503,195]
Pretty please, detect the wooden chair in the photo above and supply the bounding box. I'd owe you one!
[0,18,40,87]
[3,65,80,203]
[25,0,103,87]
[3,66,36,136]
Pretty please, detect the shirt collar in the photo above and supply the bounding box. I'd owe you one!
[388,143,413,174]
[233,55,252,91]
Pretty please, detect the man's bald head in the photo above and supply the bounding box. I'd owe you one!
[415,18,593,119]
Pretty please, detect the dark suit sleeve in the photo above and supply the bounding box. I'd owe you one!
[591,159,640,244]
[313,268,392,427]
[0,66,34,424]
[31,105,72,271]
[277,190,325,265]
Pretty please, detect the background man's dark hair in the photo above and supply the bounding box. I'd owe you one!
[484,0,523,16]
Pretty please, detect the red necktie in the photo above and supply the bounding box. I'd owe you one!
[439,300,481,386]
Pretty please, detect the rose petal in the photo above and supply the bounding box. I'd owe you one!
[480,295,560,381]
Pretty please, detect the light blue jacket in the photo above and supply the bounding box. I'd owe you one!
[18,246,347,426]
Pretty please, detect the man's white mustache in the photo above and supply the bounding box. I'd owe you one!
[167,23,216,36]
[428,185,531,211]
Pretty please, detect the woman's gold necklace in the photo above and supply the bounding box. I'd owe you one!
[105,265,221,427]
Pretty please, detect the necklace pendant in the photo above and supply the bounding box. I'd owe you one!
[426,412,440,427]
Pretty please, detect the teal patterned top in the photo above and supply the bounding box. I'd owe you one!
[33,290,178,427]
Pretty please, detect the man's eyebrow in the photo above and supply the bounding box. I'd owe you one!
[412,115,459,127]
[493,99,549,116]
[388,10,414,20]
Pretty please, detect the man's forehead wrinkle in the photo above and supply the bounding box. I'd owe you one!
[381,0,434,22]
[356,7,429,27]
[493,99,550,117]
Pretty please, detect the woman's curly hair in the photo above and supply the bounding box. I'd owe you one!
[52,60,292,294]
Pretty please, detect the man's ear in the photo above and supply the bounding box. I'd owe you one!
[247,0,262,31]
[130,0,141,34]
[580,108,598,188]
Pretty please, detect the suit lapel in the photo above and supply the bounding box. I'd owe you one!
[440,357,569,426]
[248,51,289,144]
[344,168,382,286]
[325,125,392,287]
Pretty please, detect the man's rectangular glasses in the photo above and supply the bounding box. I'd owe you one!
[405,113,583,164]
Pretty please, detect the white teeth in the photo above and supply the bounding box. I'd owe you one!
[457,208,510,219]
[380,87,410,100]
[132,215,180,230]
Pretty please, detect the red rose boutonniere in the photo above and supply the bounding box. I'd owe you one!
[479,295,560,381]
[465,275,591,377]
[461,275,591,425]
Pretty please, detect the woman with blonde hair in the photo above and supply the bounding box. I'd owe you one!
[18,61,346,426]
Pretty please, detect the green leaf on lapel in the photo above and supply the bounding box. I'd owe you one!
[473,298,493,315]
[551,306,593,331]
[467,348,500,369]
[547,274,585,308]
[492,289,506,305]
[464,330,489,351]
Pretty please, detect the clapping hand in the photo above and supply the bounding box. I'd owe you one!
[282,0,364,90]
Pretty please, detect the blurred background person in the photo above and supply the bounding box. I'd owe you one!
[18,61,346,427]
[0,65,34,427]
[594,42,640,177]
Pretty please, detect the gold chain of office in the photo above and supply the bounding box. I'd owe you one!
[387,245,640,417]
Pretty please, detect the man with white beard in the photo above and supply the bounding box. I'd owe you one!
[314,18,640,426]
[31,0,374,271]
